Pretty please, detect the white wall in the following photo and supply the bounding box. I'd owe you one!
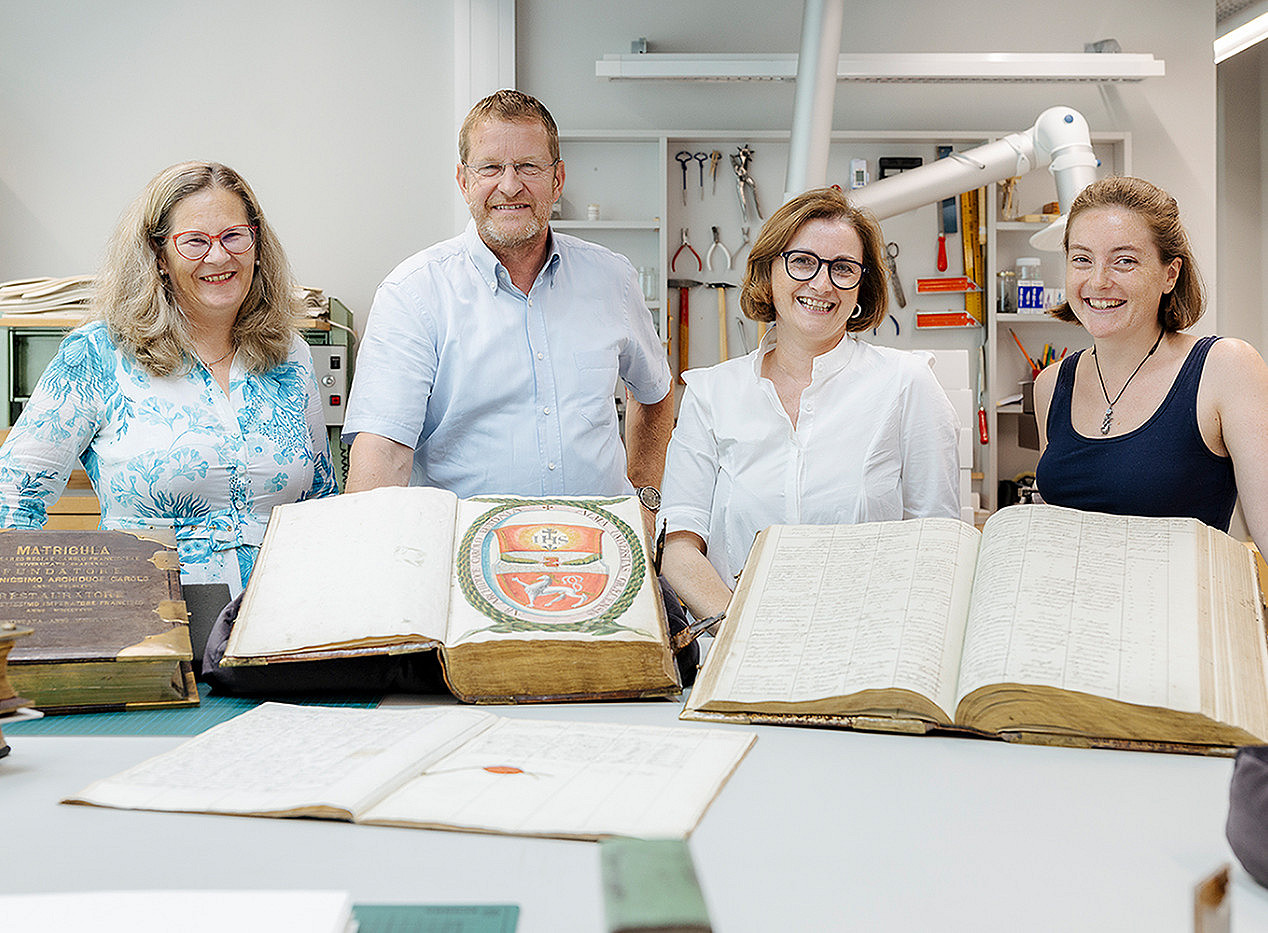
[1,1,1217,334]
[1218,38,1268,352]
[517,0,1217,325]
[0,0,456,320]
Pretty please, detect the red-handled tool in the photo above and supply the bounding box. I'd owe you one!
[977,344,989,444]
[936,145,955,272]
[668,277,701,383]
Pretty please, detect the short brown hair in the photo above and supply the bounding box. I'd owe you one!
[95,161,301,377]
[1049,175,1204,332]
[739,187,888,331]
[458,89,560,163]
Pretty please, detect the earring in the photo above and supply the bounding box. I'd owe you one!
[848,304,863,320]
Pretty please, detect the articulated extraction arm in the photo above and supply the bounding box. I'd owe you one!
[849,106,1100,250]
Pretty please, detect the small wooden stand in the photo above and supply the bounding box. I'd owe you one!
[0,623,35,759]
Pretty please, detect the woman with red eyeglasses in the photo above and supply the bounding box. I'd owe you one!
[0,161,337,595]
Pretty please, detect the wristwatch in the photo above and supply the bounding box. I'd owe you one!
[634,485,661,512]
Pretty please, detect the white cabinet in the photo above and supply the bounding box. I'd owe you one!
[558,128,1130,516]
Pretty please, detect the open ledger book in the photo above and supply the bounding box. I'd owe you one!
[65,703,755,840]
[683,505,1268,754]
[224,488,678,702]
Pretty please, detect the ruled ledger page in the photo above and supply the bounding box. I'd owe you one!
[688,518,981,719]
[955,506,1204,713]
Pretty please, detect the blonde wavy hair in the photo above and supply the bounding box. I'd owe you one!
[94,161,302,376]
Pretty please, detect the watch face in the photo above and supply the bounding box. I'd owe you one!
[636,486,661,511]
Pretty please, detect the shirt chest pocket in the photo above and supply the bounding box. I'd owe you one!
[571,350,619,426]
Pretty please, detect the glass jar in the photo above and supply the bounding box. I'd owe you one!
[997,270,1017,315]
[1015,257,1044,313]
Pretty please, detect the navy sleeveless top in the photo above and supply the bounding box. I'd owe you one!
[1035,335,1237,531]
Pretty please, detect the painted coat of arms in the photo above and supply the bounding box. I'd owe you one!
[456,500,646,635]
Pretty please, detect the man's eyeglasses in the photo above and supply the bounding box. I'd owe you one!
[167,225,257,262]
[780,250,866,290]
[463,159,560,180]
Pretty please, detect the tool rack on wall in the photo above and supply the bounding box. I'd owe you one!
[558,128,1129,514]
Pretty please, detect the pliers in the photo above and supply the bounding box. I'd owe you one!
[671,228,702,272]
[707,227,732,272]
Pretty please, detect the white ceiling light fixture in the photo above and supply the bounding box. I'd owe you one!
[595,51,1165,83]
[1216,1,1268,63]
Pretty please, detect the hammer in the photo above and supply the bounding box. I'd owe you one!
[706,282,735,363]
[667,277,702,382]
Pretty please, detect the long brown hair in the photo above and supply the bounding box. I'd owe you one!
[1050,175,1204,332]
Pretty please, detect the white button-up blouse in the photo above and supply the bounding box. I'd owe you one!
[661,332,961,582]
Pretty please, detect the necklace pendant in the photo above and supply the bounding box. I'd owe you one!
[1101,407,1113,435]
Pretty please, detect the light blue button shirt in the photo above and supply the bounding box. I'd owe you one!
[344,222,671,498]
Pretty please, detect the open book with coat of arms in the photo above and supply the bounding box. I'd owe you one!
[222,488,679,702]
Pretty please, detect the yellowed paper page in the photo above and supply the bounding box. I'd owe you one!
[228,486,458,657]
[444,495,664,647]
[1203,532,1268,739]
[64,703,494,817]
[360,717,755,839]
[689,519,980,716]
[956,506,1205,711]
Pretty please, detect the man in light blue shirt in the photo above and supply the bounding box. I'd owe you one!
[343,90,673,528]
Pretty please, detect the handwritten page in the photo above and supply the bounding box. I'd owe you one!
[65,704,494,817]
[956,506,1203,712]
[361,718,755,839]
[693,519,980,718]
[228,487,459,657]
[66,705,753,840]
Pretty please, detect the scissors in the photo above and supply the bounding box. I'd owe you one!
[693,153,709,200]
[884,242,906,308]
[674,151,693,206]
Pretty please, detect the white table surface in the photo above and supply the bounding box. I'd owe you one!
[4,697,1268,932]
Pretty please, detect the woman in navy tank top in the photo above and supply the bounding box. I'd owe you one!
[1033,176,1268,552]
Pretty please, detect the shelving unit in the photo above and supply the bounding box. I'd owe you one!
[984,131,1129,507]
[0,297,360,505]
[557,127,1129,516]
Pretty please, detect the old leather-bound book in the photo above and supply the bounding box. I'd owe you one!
[1,529,196,713]
[683,505,1268,756]
[222,489,679,703]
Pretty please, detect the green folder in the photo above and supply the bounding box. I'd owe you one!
[600,837,711,933]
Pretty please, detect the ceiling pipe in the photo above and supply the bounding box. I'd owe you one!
[784,0,845,203]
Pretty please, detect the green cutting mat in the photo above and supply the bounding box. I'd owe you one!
[3,684,380,736]
[353,904,518,932]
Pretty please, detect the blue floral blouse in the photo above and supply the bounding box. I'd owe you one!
[0,321,338,594]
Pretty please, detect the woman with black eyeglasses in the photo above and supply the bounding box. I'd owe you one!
[0,161,337,595]
[660,187,960,625]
